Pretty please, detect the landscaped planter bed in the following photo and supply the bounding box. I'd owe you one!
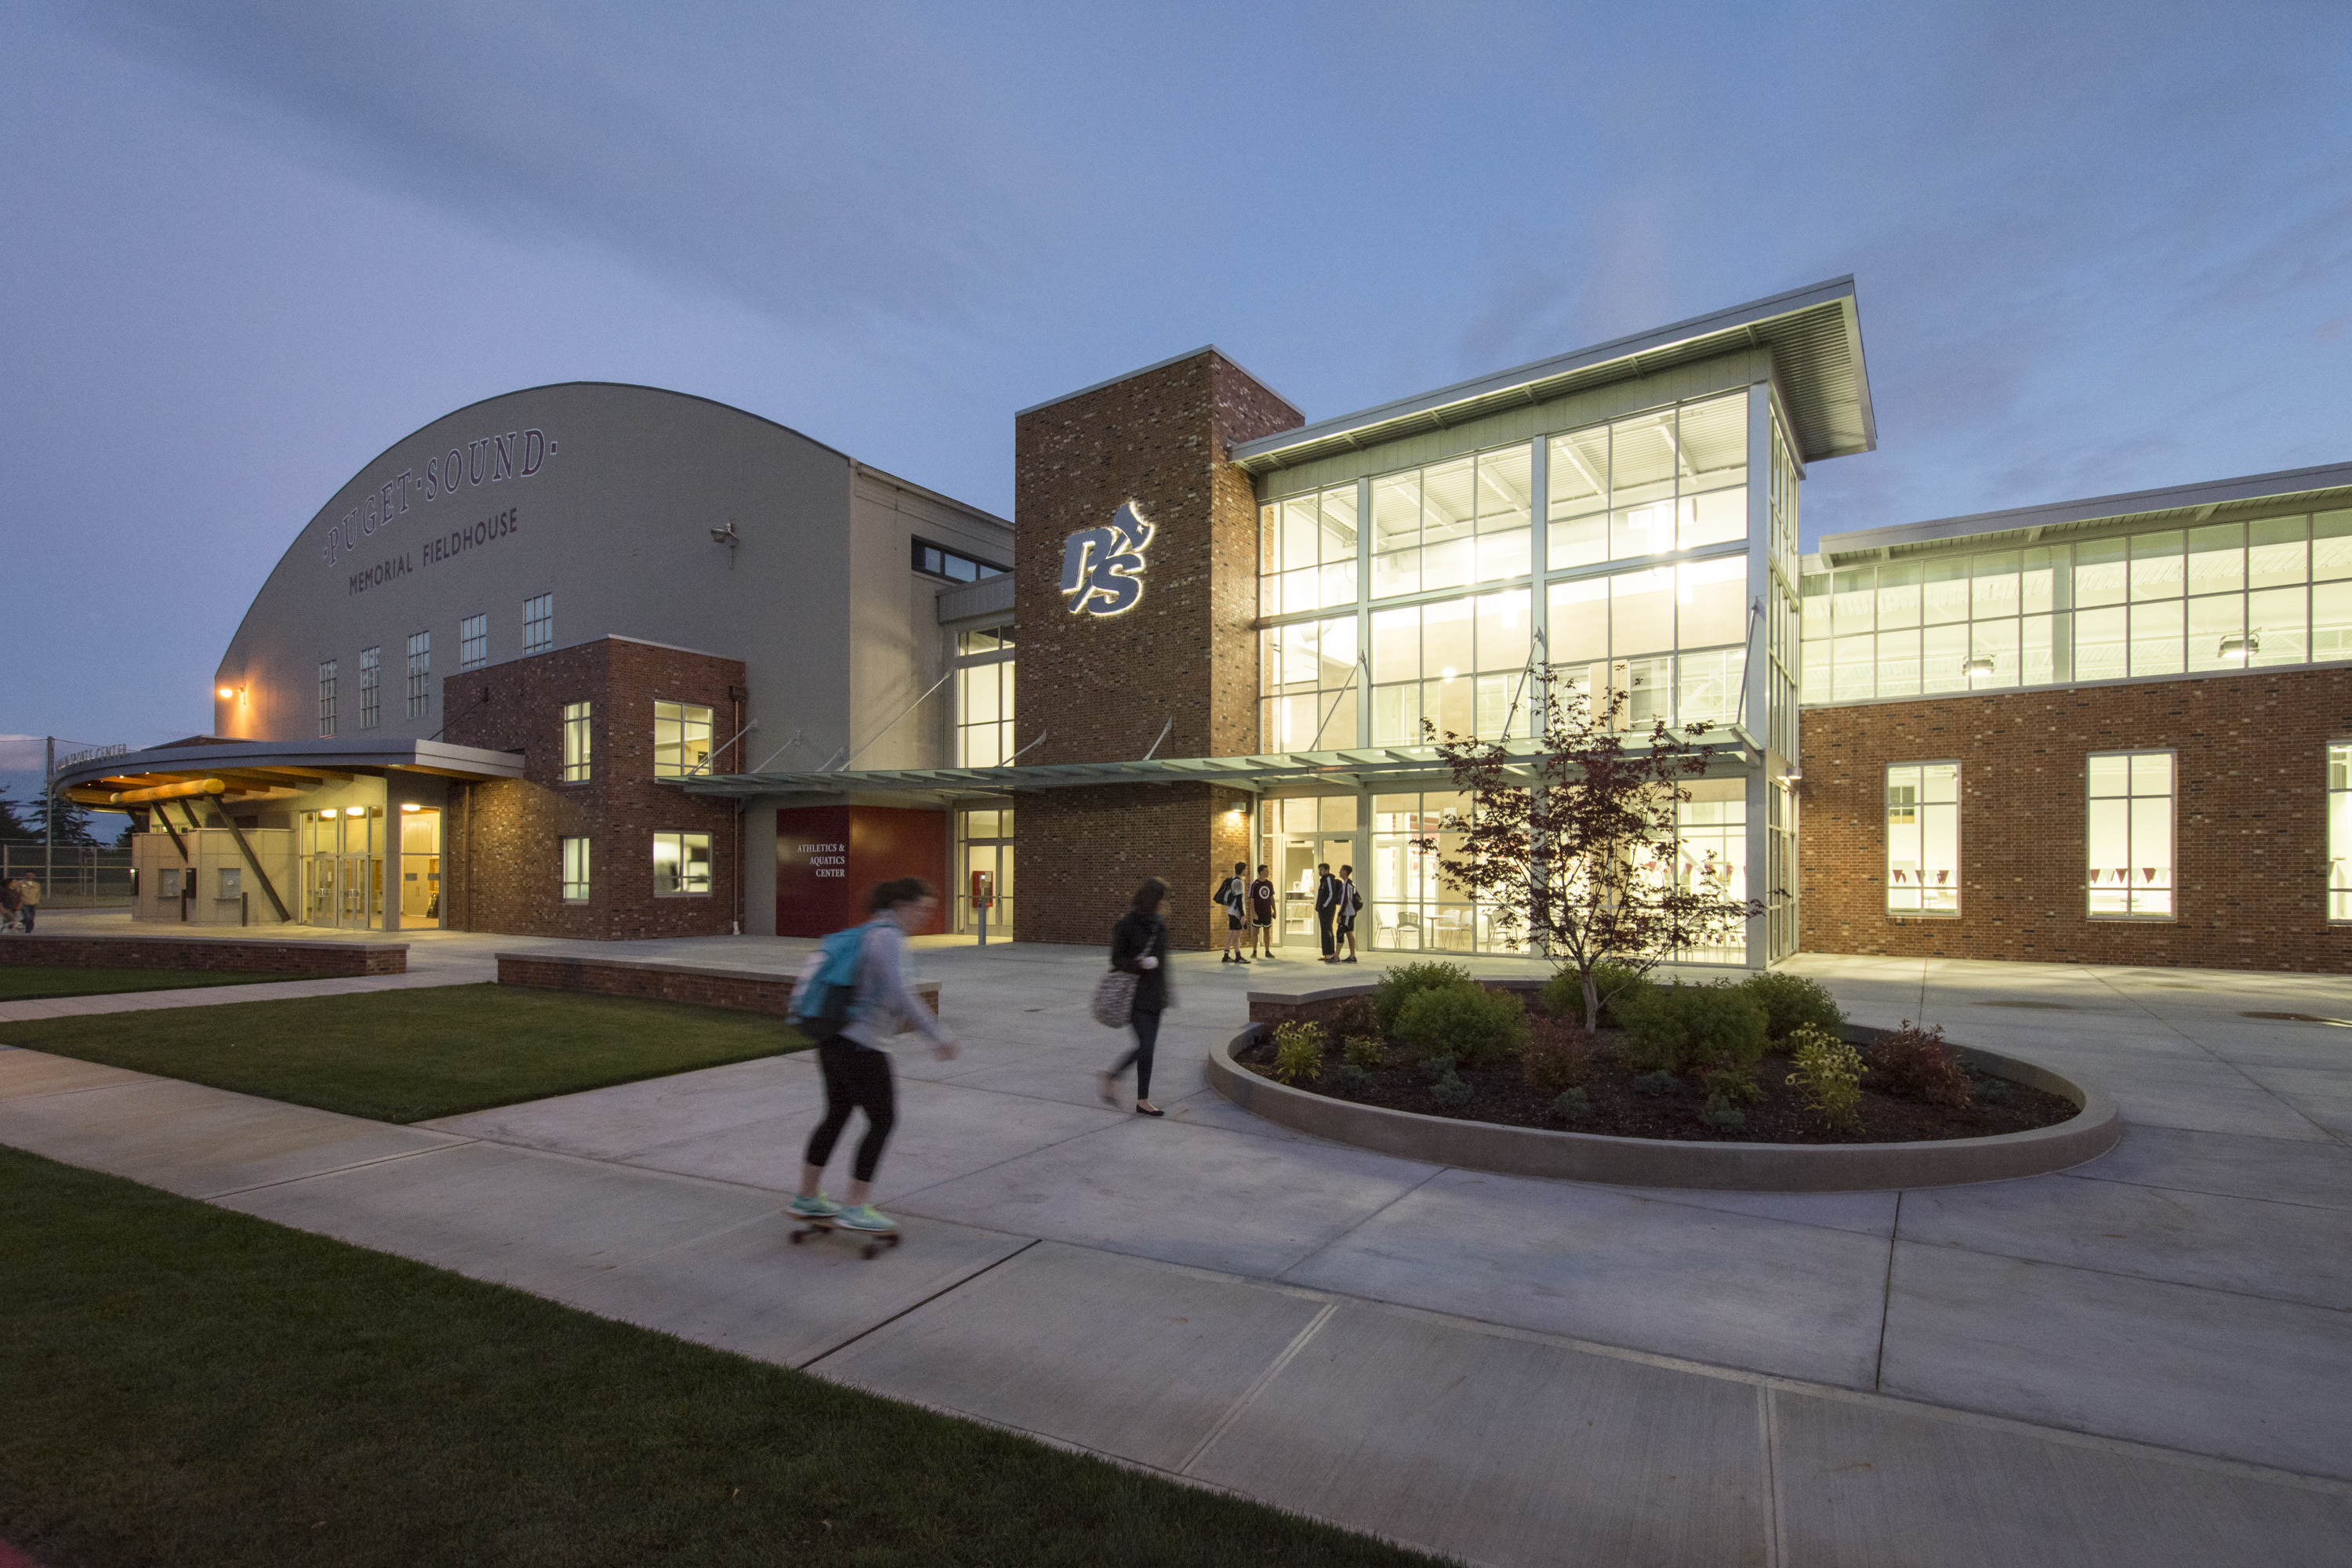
[1213,979,2122,1190]
[1230,1020,2077,1145]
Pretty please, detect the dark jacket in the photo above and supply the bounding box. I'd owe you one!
[1316,872,1342,913]
[1110,909,1171,1013]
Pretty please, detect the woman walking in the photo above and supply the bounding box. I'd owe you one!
[1100,877,1172,1116]
[790,877,959,1235]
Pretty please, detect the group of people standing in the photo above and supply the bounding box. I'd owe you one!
[1212,861,1360,964]
[0,873,39,934]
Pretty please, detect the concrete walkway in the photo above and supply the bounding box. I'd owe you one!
[4,924,2351,1563]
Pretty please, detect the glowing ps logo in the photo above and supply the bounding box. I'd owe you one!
[1058,501,1154,616]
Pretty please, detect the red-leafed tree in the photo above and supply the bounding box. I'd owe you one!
[1415,666,1761,1030]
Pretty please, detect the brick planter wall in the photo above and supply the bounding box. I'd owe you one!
[0,935,407,976]
[1799,668,2352,971]
[496,953,938,1017]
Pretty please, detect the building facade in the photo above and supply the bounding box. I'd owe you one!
[60,284,2352,973]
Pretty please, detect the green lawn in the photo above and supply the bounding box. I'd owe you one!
[0,965,289,1004]
[0,985,814,1122]
[0,1145,1436,1568]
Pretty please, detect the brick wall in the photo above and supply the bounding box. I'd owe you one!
[0,935,406,975]
[1011,350,1301,948]
[444,637,746,939]
[1798,668,2352,971]
[496,952,937,1015]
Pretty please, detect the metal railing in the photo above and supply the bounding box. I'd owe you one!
[0,842,136,908]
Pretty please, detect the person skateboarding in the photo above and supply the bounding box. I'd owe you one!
[789,877,957,1238]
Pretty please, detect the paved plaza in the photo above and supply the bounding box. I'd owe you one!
[3,911,2350,1565]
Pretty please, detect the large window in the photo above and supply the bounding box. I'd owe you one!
[2332,745,2352,921]
[654,701,713,776]
[523,593,554,655]
[1547,557,1748,730]
[405,631,430,719]
[1672,780,1750,962]
[561,837,591,903]
[318,659,337,739]
[1369,445,1529,600]
[1367,791,1525,954]
[1370,590,1533,743]
[561,701,591,782]
[1548,393,1746,571]
[1262,614,1359,752]
[953,624,1017,768]
[1886,763,1959,915]
[359,645,381,728]
[1802,508,2352,704]
[460,613,488,670]
[1259,481,1359,615]
[652,832,712,895]
[2088,751,2173,917]
[913,538,1007,583]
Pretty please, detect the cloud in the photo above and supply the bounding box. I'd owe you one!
[65,0,1016,331]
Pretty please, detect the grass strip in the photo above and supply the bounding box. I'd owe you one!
[0,966,286,1003]
[0,984,811,1122]
[0,1145,1439,1568]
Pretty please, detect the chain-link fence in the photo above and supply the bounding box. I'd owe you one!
[0,842,135,908]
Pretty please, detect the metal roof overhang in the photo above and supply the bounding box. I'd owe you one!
[1813,459,2352,568]
[667,731,1765,808]
[1227,277,1874,477]
[58,738,527,808]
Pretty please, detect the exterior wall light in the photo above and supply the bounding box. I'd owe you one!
[399,802,420,812]
[2220,632,2259,661]
[217,686,237,699]
[1962,655,1995,678]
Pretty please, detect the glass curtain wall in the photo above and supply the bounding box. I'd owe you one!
[1256,387,1771,959]
[1802,508,2352,704]
[953,627,1017,767]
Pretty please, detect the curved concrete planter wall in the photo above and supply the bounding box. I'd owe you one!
[1214,986,2121,1191]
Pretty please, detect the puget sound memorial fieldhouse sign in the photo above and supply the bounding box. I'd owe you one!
[320,426,561,593]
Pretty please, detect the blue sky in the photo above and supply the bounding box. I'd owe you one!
[3,0,2348,813]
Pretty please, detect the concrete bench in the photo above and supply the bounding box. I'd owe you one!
[495,953,939,1018]
[0,933,407,977]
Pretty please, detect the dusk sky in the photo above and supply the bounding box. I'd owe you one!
[4,0,2348,811]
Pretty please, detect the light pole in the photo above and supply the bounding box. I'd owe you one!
[44,735,54,912]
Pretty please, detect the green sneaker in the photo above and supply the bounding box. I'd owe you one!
[837,1204,897,1234]
[789,1192,844,1220]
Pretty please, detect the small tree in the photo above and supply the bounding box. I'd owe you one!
[28,789,96,848]
[0,786,30,843]
[1415,666,1761,1031]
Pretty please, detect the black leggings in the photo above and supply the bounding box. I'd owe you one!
[1109,1007,1162,1100]
[804,1037,897,1184]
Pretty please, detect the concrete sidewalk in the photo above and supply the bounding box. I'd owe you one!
[5,938,2352,1564]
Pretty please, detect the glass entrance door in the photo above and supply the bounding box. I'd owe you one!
[397,807,442,928]
[300,807,383,929]
[1279,837,1353,949]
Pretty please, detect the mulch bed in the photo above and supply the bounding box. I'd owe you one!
[1236,1014,2079,1145]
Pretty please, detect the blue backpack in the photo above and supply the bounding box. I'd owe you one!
[788,920,878,1033]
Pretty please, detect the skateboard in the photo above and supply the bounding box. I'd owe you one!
[788,1216,902,1260]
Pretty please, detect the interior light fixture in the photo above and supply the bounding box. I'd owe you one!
[1962,655,1995,678]
[399,802,420,812]
[2220,631,2259,661]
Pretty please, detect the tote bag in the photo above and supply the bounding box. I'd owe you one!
[1091,967,1138,1029]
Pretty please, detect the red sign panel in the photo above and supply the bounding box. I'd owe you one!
[775,805,950,938]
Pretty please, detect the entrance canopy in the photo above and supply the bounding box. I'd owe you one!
[57,737,526,808]
[668,730,1765,808]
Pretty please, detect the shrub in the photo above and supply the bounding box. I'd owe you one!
[1974,1073,2014,1105]
[1523,1018,1594,1096]
[1699,1093,1746,1131]
[1334,1062,1371,1094]
[1617,981,1768,1076]
[1541,961,1655,1028]
[1418,1053,1457,1083]
[1552,1087,1592,1121]
[1740,971,1846,1042]
[1341,1034,1384,1071]
[1327,995,1378,1038]
[1700,1065,1760,1105]
[1429,1071,1472,1109]
[1395,983,1530,1069]
[1268,1022,1326,1086]
[1785,1025,1867,1130]
[1869,1020,1973,1107]
[1632,1069,1680,1094]
[1373,960,1476,1034]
